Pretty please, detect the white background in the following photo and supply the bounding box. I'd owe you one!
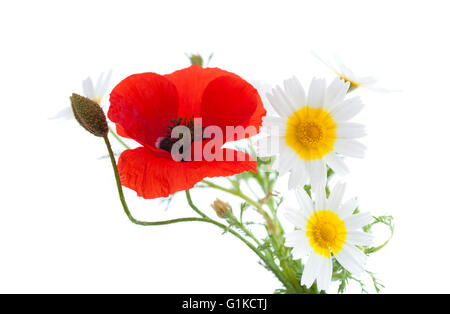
[0,0,449,293]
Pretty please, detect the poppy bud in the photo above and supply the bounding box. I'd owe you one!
[211,199,232,218]
[188,54,204,66]
[70,93,108,137]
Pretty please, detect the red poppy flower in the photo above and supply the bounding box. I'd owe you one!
[108,65,266,199]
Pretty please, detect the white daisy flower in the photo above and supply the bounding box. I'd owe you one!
[256,76,366,189]
[312,52,390,93]
[81,70,113,104]
[50,70,113,120]
[336,63,378,92]
[285,182,373,292]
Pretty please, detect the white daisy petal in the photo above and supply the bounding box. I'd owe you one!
[337,122,366,139]
[251,80,280,117]
[277,146,297,175]
[314,185,327,211]
[337,198,358,218]
[288,162,308,190]
[266,88,293,118]
[365,86,401,93]
[285,230,311,259]
[327,182,346,212]
[261,116,287,136]
[250,80,271,98]
[330,96,364,122]
[283,76,306,107]
[261,126,285,137]
[99,69,113,96]
[255,136,282,157]
[357,76,377,85]
[271,153,281,171]
[95,72,105,98]
[335,244,367,276]
[346,230,374,246]
[308,160,327,191]
[275,86,297,116]
[265,92,285,118]
[334,139,366,158]
[301,252,323,288]
[307,78,326,108]
[324,77,349,110]
[294,187,314,217]
[284,207,307,229]
[345,212,372,230]
[311,51,336,72]
[49,106,73,120]
[340,64,357,81]
[82,77,95,99]
[323,153,349,176]
[262,116,286,128]
[316,257,333,292]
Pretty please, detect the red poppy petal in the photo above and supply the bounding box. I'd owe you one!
[164,65,240,117]
[108,73,179,147]
[115,124,131,139]
[118,147,256,199]
[247,94,266,136]
[201,76,266,141]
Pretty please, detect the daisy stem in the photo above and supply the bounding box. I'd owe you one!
[230,215,263,247]
[202,180,258,206]
[265,201,303,292]
[202,179,307,293]
[185,189,262,248]
[109,127,131,150]
[185,190,297,292]
[202,179,272,220]
[241,167,305,293]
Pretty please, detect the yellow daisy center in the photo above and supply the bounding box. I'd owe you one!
[92,96,103,104]
[306,210,346,258]
[297,121,323,144]
[285,106,337,160]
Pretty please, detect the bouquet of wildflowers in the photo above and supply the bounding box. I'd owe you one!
[62,54,393,294]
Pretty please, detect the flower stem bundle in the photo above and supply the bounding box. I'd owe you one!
[67,54,393,294]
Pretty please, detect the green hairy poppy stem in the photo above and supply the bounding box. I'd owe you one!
[104,135,203,226]
[103,134,297,291]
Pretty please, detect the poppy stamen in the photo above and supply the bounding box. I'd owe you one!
[157,115,205,157]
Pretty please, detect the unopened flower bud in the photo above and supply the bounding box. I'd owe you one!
[70,93,108,137]
[188,54,204,66]
[211,199,232,218]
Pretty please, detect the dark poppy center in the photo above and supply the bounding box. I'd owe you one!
[157,116,205,161]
